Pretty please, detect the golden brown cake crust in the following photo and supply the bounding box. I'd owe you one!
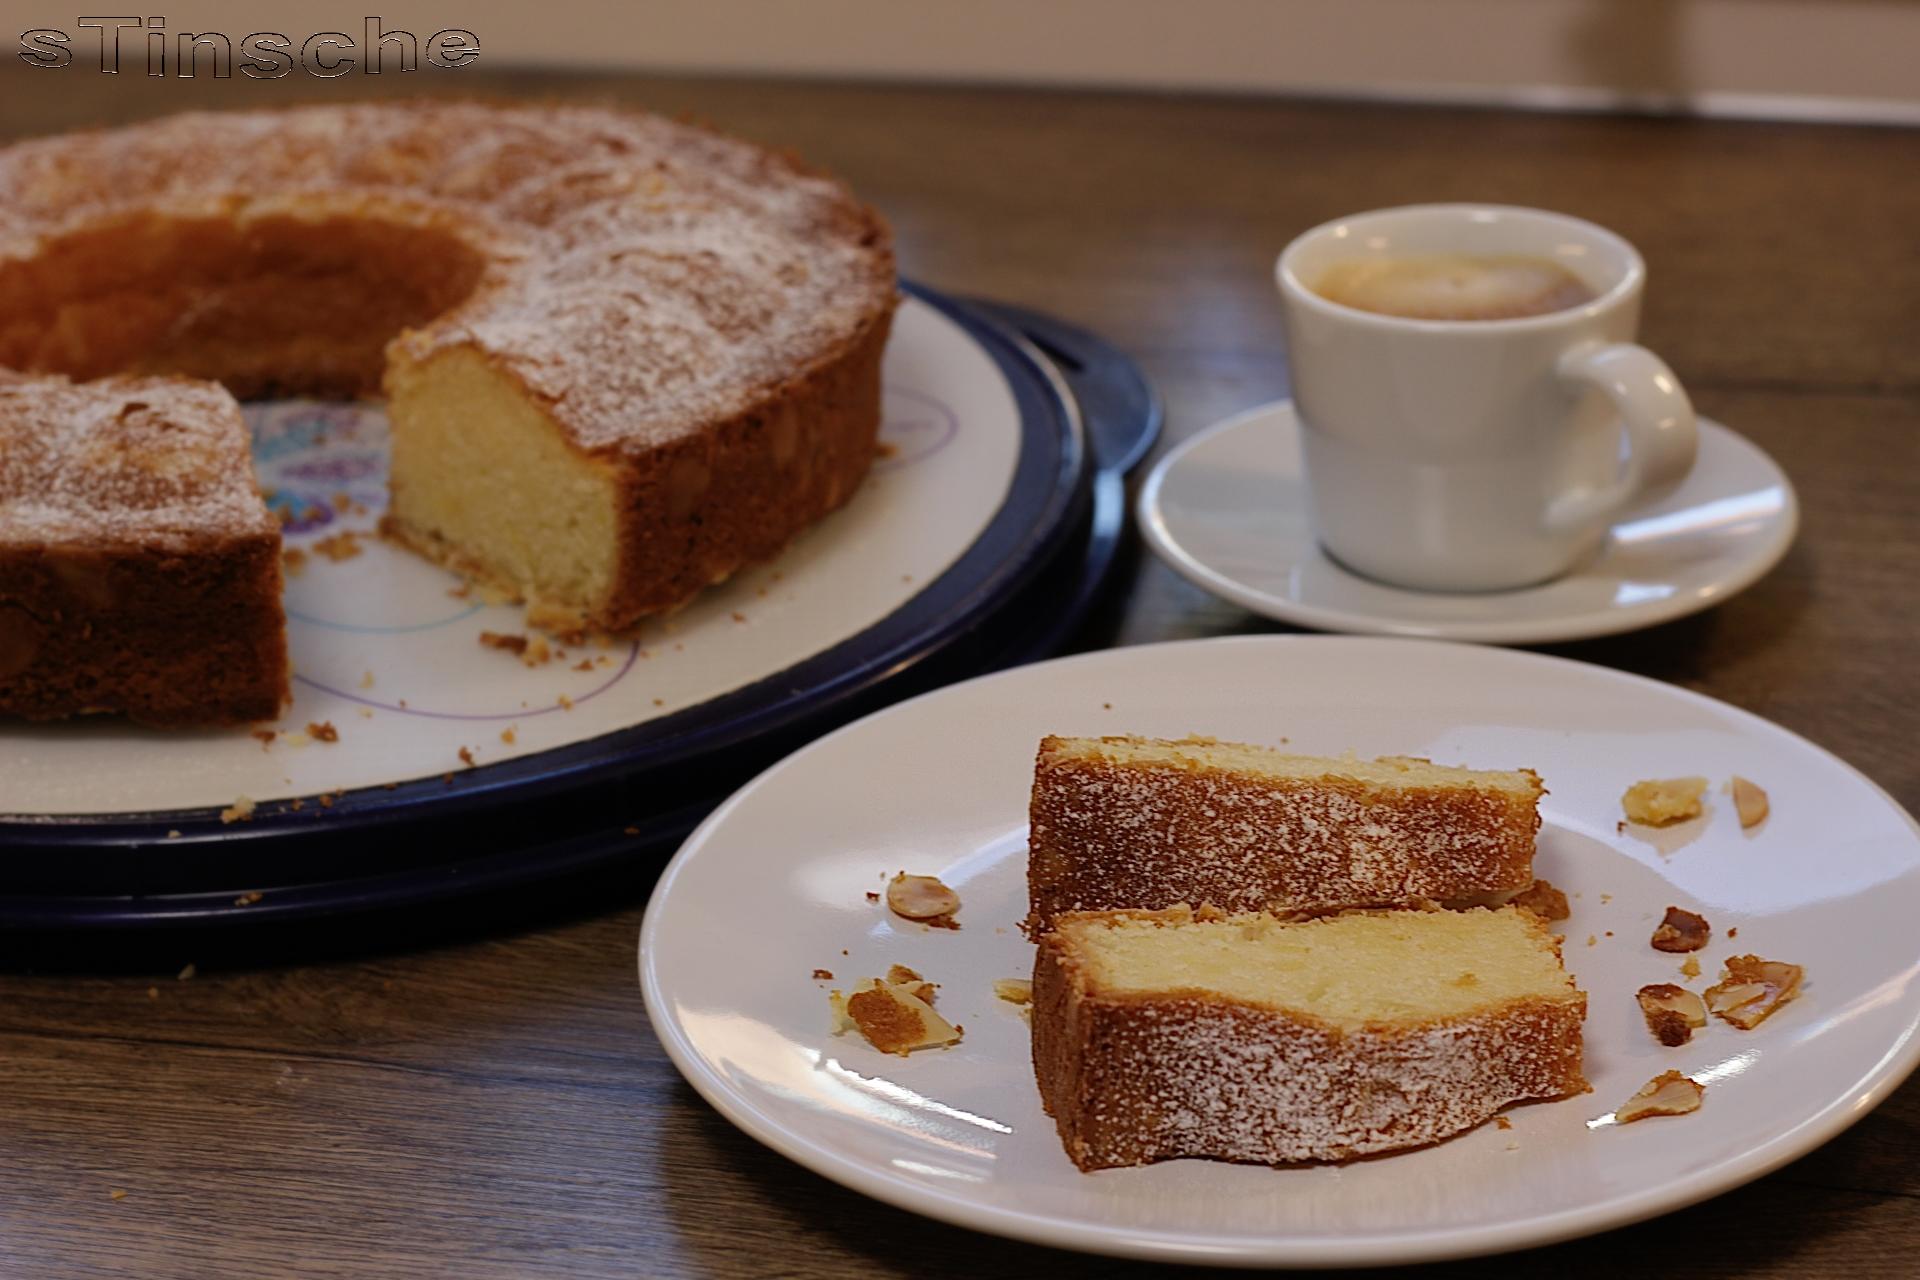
[1031,907,1587,1170]
[0,101,899,632]
[1028,736,1544,930]
[0,376,287,725]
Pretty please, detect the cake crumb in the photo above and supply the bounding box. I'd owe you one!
[219,797,256,824]
[1586,934,1597,947]
[479,631,529,655]
[1512,878,1570,922]
[731,611,747,623]
[1495,1116,1512,1130]
[1681,954,1702,979]
[281,547,307,577]
[864,891,880,902]
[994,978,1033,1005]
[165,829,181,839]
[359,670,375,689]
[311,530,363,562]
[1599,893,1613,904]
[146,987,158,999]
[652,697,665,707]
[306,721,338,743]
[447,582,472,599]
[233,891,263,907]
[318,791,339,809]
[812,969,834,981]
[458,746,476,768]
[110,1189,127,1201]
[251,729,276,749]
[177,963,196,981]
[557,693,574,710]
[573,659,595,672]
[288,798,304,811]
[1622,777,1707,826]
[500,727,517,744]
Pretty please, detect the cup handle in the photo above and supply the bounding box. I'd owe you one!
[1545,341,1698,532]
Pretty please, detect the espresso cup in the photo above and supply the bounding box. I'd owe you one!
[1276,204,1696,592]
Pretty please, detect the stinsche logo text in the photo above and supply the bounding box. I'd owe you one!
[20,16,479,77]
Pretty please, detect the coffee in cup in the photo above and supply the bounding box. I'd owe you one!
[1310,253,1597,322]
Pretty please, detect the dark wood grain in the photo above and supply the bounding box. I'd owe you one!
[1,64,1916,1278]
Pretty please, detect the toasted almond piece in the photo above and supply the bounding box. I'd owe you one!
[1730,776,1770,828]
[1636,983,1709,1046]
[1512,878,1570,922]
[1706,955,1803,1029]
[885,963,936,1003]
[1680,954,1702,979]
[993,978,1033,1005]
[886,873,961,924]
[1623,777,1708,826]
[840,982,962,1055]
[1651,905,1711,953]
[1616,1070,1704,1122]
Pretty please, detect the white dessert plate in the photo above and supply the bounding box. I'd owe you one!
[640,635,1920,1268]
[1138,401,1798,645]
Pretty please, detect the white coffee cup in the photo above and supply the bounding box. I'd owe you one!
[1276,204,1697,592]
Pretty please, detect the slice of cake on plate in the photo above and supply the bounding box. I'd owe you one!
[0,375,287,725]
[1028,735,1543,929]
[1032,904,1586,1169]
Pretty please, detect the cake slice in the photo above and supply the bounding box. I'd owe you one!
[1028,735,1543,929]
[0,375,287,725]
[1032,905,1586,1169]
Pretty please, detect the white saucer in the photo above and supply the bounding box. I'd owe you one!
[1138,401,1798,645]
[640,635,1920,1267]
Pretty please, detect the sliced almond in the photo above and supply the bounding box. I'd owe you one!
[1615,1070,1704,1123]
[885,963,937,1004]
[1622,777,1708,826]
[1512,878,1570,922]
[1705,955,1803,1029]
[840,982,962,1055]
[1730,776,1770,828]
[1650,906,1711,953]
[886,873,961,926]
[1636,983,1709,1046]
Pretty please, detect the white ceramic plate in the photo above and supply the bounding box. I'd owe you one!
[640,636,1920,1268]
[0,296,1022,815]
[1138,401,1798,645]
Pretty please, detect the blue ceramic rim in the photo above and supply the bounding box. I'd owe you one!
[1,281,1087,850]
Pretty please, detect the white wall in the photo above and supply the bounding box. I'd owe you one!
[13,1,1919,123]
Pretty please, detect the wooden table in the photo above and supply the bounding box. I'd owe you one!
[3,67,1916,1279]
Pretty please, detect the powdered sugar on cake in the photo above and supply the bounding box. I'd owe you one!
[0,375,274,546]
[0,102,894,455]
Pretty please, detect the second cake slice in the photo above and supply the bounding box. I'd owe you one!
[1028,735,1543,929]
[1033,904,1586,1169]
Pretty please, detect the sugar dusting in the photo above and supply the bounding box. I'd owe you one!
[1028,738,1543,927]
[0,375,274,545]
[0,101,896,454]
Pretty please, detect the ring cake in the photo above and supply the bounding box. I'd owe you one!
[0,100,896,722]
[1028,736,1544,929]
[1032,904,1587,1169]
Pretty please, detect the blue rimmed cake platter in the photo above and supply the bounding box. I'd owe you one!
[0,283,1159,927]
